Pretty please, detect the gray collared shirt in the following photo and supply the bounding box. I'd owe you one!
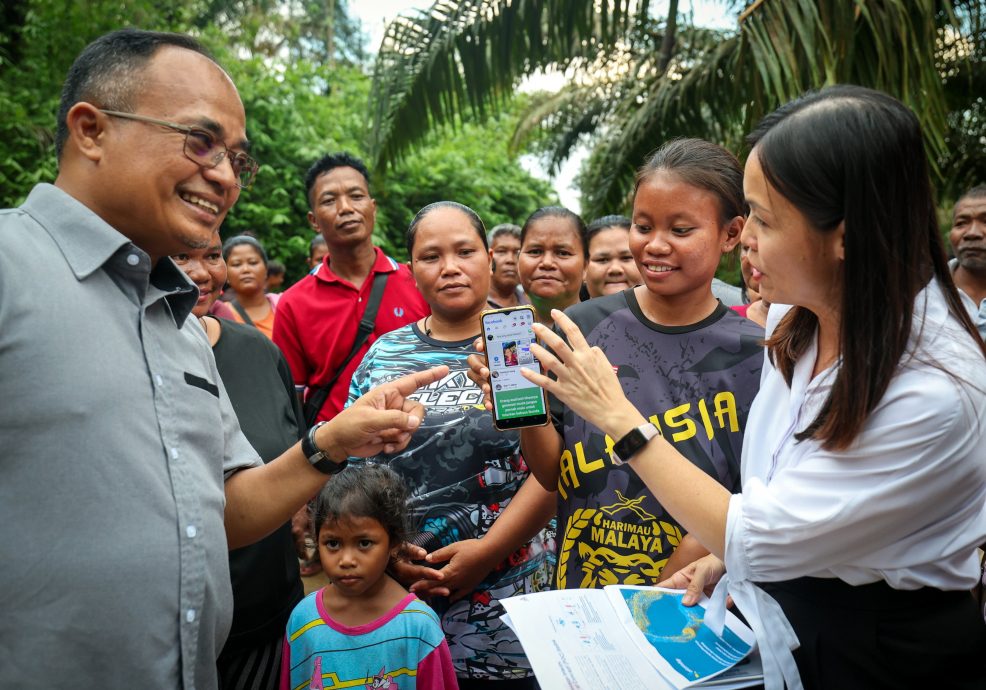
[0,184,261,688]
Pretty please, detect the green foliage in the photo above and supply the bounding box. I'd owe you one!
[189,0,368,66]
[938,1,986,205]
[374,108,557,259]
[0,0,558,287]
[369,0,986,227]
[213,46,555,276]
[207,46,371,283]
[367,0,647,173]
[0,0,183,205]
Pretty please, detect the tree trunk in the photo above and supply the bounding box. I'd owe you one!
[658,0,679,75]
[325,0,335,68]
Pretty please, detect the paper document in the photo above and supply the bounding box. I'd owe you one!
[501,586,762,690]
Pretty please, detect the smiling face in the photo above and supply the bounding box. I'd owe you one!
[317,515,394,600]
[225,243,267,297]
[307,166,377,250]
[88,47,246,262]
[519,216,586,308]
[172,231,226,318]
[410,207,490,320]
[630,171,741,313]
[585,226,642,298]
[950,194,986,274]
[741,150,843,312]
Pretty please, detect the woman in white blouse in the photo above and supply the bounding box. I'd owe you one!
[497,86,986,689]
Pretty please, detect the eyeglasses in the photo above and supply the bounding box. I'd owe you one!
[99,109,259,190]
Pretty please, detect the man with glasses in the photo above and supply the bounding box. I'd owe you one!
[0,29,444,689]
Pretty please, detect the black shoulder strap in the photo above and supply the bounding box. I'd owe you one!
[229,299,254,327]
[303,271,390,427]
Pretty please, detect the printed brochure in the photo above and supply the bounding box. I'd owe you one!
[501,586,762,690]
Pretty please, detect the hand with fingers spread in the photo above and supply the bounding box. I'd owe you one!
[522,309,645,439]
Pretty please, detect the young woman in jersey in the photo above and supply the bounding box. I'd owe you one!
[472,139,764,591]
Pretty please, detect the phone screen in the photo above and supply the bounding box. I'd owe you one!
[481,306,549,430]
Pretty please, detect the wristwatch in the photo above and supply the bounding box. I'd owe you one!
[302,421,348,475]
[609,422,662,466]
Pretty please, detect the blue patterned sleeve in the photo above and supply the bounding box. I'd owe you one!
[345,342,376,410]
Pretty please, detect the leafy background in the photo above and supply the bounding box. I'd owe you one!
[0,0,556,285]
[3,0,984,290]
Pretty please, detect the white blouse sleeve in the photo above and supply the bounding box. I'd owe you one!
[727,368,985,584]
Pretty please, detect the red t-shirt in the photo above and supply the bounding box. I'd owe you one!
[273,247,430,422]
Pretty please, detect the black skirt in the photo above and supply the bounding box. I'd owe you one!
[758,577,986,690]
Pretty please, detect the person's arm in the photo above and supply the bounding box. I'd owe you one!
[223,366,449,549]
[413,475,556,600]
[519,425,563,491]
[524,312,731,556]
[526,309,986,580]
[661,533,711,582]
[472,473,556,561]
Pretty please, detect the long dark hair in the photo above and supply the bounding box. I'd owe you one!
[749,85,985,451]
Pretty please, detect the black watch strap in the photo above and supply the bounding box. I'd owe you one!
[302,421,348,475]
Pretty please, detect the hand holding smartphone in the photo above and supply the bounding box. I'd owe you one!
[479,306,550,430]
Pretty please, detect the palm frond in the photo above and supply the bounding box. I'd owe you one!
[366,0,649,171]
[368,0,976,216]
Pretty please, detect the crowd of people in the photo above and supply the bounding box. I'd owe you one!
[2,26,985,690]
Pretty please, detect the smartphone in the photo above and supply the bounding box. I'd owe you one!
[480,306,550,430]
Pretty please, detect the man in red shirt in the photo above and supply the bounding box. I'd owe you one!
[273,152,429,424]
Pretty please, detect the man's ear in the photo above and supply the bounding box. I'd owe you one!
[64,102,106,163]
[307,210,318,232]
